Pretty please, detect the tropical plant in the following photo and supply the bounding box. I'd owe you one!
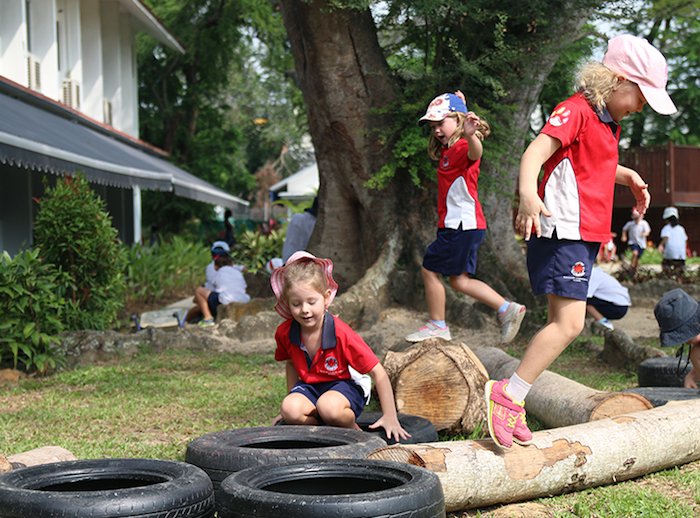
[0,250,65,373]
[33,174,127,331]
[233,228,286,273]
[123,236,211,306]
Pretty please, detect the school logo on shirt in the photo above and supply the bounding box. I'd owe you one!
[324,356,339,372]
[442,156,450,168]
[548,107,571,127]
[570,261,586,277]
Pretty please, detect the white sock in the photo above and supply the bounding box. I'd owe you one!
[506,372,532,403]
[429,319,447,329]
[498,301,510,315]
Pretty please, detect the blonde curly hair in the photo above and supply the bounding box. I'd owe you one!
[576,61,625,113]
[427,113,491,161]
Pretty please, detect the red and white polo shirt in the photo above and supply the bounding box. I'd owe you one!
[538,92,621,243]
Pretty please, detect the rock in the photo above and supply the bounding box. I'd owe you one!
[226,311,284,342]
[0,454,11,473]
[0,369,24,384]
[5,446,76,469]
[215,298,275,323]
[243,272,275,299]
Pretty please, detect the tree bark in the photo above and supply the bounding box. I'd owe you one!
[475,347,653,428]
[381,340,488,434]
[367,400,700,512]
[601,328,667,370]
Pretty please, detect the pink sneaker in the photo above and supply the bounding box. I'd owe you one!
[513,410,533,446]
[484,379,528,449]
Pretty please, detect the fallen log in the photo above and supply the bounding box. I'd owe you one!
[382,339,488,434]
[3,446,76,471]
[367,399,700,512]
[601,328,666,370]
[475,347,652,428]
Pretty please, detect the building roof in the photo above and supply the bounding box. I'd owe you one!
[269,162,319,201]
[0,76,247,209]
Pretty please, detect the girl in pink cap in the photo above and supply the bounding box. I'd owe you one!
[270,251,410,442]
[485,35,677,449]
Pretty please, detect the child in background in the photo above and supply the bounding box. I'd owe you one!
[621,207,651,272]
[405,91,526,344]
[486,34,676,449]
[271,251,409,443]
[655,289,700,389]
[193,254,250,327]
[586,266,631,330]
[658,206,688,275]
[204,241,231,290]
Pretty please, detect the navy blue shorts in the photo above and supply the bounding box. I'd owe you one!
[290,379,366,420]
[207,291,221,318]
[423,228,485,276]
[527,235,599,301]
[587,297,629,320]
[628,244,645,258]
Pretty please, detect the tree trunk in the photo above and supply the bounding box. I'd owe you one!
[475,347,653,428]
[368,399,700,511]
[381,339,488,434]
[279,0,597,325]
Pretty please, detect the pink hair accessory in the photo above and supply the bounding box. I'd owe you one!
[270,251,338,320]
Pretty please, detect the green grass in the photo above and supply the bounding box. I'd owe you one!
[0,349,286,460]
[3,340,700,517]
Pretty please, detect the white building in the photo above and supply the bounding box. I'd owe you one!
[0,0,248,255]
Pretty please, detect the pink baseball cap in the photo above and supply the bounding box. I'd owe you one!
[602,34,676,115]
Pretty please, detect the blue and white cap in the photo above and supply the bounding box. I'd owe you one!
[418,93,468,126]
[211,240,230,254]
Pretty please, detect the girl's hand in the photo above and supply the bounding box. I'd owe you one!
[271,413,283,426]
[516,192,551,240]
[368,416,411,443]
[455,90,467,104]
[629,179,650,215]
[463,112,480,137]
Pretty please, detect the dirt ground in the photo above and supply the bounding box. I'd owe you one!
[354,299,660,361]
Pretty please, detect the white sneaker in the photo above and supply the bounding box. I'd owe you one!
[598,318,614,330]
[405,322,451,342]
[499,303,526,343]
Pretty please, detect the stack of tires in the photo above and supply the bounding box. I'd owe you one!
[0,458,215,518]
[185,417,445,517]
[624,355,700,406]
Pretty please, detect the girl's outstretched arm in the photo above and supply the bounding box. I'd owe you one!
[516,134,560,240]
[616,165,650,214]
[366,364,411,442]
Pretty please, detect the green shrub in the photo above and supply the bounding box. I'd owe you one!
[233,228,285,273]
[124,236,211,306]
[33,174,127,330]
[0,250,65,373]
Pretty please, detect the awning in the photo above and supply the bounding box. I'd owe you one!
[0,78,248,209]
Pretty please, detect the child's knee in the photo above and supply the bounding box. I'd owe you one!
[280,395,310,423]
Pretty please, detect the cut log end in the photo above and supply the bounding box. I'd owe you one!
[589,392,654,421]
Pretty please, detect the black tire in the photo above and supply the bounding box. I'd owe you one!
[0,458,214,518]
[185,426,387,507]
[355,411,438,445]
[623,386,700,407]
[637,356,692,387]
[218,458,445,518]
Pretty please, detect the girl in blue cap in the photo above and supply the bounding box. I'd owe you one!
[406,91,526,344]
